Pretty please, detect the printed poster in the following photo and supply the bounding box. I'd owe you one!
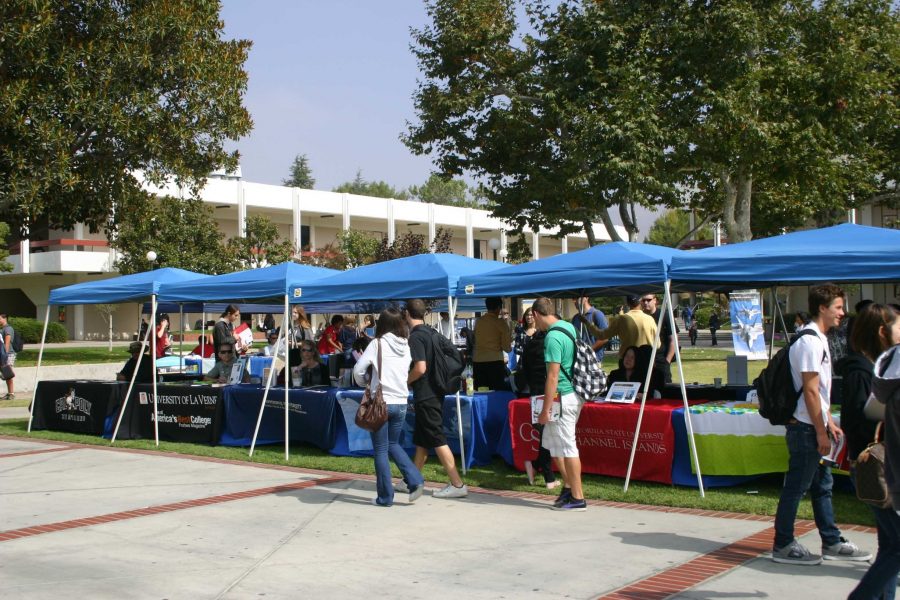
[729,290,767,360]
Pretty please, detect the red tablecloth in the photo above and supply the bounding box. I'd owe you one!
[509,398,700,485]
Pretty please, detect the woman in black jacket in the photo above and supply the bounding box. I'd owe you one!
[844,304,900,600]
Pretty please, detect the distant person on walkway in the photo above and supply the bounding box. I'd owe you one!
[353,307,425,506]
[571,296,608,362]
[688,322,698,347]
[406,298,467,499]
[0,314,15,400]
[771,284,870,566]
[213,305,243,356]
[473,297,513,391]
[683,305,693,329]
[532,297,587,512]
[708,312,720,346]
[590,296,657,352]
[117,341,154,384]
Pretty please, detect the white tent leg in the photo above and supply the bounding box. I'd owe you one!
[179,303,184,372]
[151,295,159,446]
[283,295,290,461]
[200,311,206,374]
[449,296,466,475]
[27,305,52,432]
[768,289,778,360]
[111,324,153,444]
[249,299,288,458]
[623,293,663,493]
[665,281,704,497]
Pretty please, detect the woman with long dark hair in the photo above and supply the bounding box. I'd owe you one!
[352,307,424,506]
[844,304,900,600]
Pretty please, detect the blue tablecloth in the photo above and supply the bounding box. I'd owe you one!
[330,390,515,468]
[219,385,339,449]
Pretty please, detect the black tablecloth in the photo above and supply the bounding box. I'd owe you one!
[127,383,226,445]
[31,380,123,435]
[662,384,752,402]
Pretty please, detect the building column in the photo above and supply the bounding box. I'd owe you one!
[500,230,508,260]
[561,235,568,254]
[387,199,396,245]
[74,304,85,341]
[531,231,540,260]
[20,240,30,274]
[237,181,246,237]
[292,189,302,255]
[341,194,350,231]
[428,204,436,243]
[465,208,474,258]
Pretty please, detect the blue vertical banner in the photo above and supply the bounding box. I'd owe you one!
[729,290,767,360]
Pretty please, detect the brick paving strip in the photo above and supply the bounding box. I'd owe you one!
[0,435,877,598]
[0,446,72,459]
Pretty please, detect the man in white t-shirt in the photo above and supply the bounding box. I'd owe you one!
[772,284,871,566]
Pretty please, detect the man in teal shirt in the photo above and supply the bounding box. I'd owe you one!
[532,297,586,511]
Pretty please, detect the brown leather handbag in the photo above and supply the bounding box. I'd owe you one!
[854,422,892,509]
[355,339,388,432]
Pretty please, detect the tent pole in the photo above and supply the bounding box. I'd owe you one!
[449,295,466,475]
[151,295,159,446]
[623,291,663,493]
[774,292,789,347]
[283,294,290,461]
[111,323,152,444]
[768,289,778,360]
[200,310,206,374]
[665,281,704,496]
[178,302,184,373]
[249,299,287,458]
[27,305,52,432]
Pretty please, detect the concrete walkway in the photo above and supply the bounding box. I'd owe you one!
[0,437,879,599]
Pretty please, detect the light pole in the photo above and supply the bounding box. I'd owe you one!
[488,237,500,261]
[146,250,157,270]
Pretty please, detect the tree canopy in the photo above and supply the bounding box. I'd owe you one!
[0,223,13,272]
[227,215,295,269]
[111,194,236,275]
[333,170,409,200]
[283,153,316,189]
[406,1,898,243]
[407,174,483,208]
[0,0,253,234]
[645,210,712,248]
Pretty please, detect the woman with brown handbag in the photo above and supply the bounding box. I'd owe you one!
[843,304,900,599]
[352,307,425,507]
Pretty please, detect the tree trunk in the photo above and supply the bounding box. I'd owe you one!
[596,211,624,243]
[617,199,639,241]
[582,219,599,246]
[720,170,753,243]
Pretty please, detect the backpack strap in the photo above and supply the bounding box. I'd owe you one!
[550,325,578,383]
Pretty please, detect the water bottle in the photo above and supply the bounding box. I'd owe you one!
[464,364,474,396]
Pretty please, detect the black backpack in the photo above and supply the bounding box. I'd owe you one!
[10,328,23,353]
[426,327,465,395]
[754,329,820,426]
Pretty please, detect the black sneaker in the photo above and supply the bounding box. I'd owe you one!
[552,498,587,512]
[553,487,572,508]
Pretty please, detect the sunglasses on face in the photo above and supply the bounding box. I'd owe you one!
[641,298,656,303]
[219,350,233,355]
[301,348,314,353]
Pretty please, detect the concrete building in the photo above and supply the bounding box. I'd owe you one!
[0,171,626,340]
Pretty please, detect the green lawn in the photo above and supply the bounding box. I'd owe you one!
[601,347,766,385]
[15,347,130,367]
[0,418,873,526]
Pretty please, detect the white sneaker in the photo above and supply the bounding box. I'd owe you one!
[394,481,410,494]
[433,483,468,499]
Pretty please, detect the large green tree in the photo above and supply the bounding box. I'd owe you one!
[645,210,712,248]
[282,153,316,189]
[0,223,13,272]
[407,174,482,208]
[407,1,898,243]
[111,194,237,275]
[333,170,409,200]
[227,215,295,269]
[0,0,253,234]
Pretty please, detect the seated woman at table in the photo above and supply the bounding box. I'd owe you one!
[279,340,331,387]
[607,345,662,400]
[205,339,248,384]
[117,341,154,384]
[352,307,425,506]
[512,328,559,490]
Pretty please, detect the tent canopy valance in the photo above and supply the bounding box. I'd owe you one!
[669,224,900,292]
[158,261,337,303]
[290,253,508,303]
[48,268,207,305]
[455,242,684,299]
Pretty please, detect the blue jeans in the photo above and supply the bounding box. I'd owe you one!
[773,422,841,549]
[370,404,424,506]
[849,505,900,600]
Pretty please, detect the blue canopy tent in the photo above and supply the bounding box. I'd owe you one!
[455,241,705,495]
[290,253,510,473]
[669,223,900,291]
[33,268,209,442]
[157,261,341,460]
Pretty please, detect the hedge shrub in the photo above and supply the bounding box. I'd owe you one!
[9,317,68,344]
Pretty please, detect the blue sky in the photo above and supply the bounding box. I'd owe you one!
[220,1,434,190]
[219,1,657,234]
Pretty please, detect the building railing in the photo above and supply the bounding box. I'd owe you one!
[8,239,110,255]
